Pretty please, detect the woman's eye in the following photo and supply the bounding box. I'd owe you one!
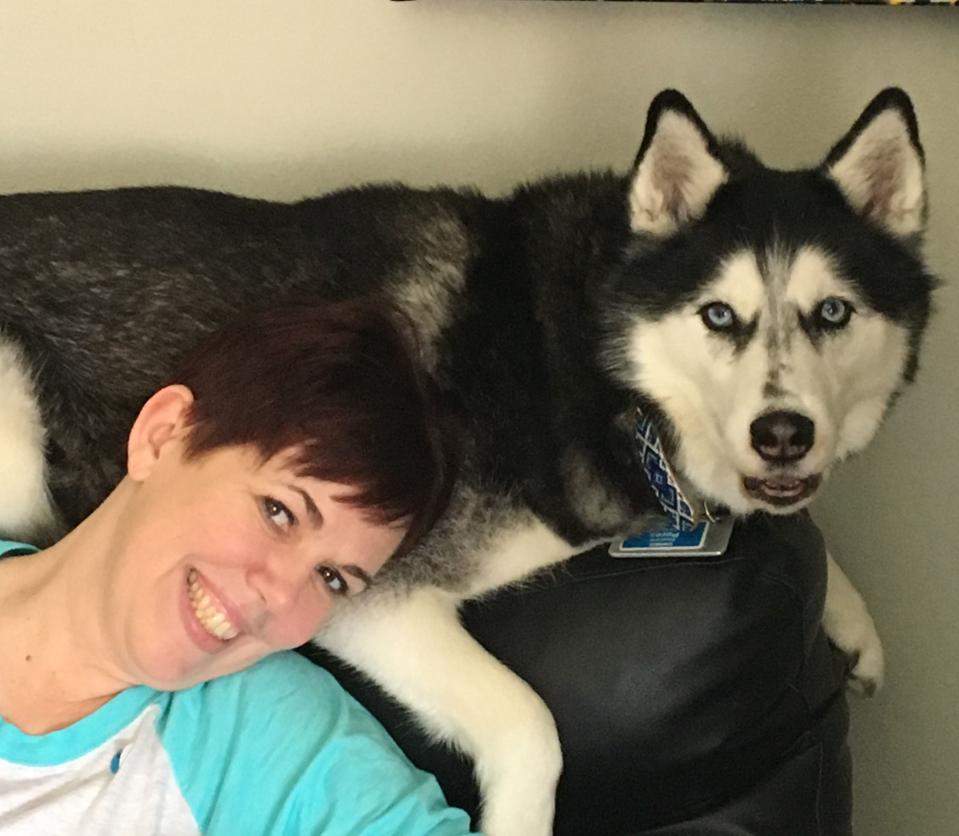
[700,302,737,332]
[262,497,296,530]
[816,296,854,329]
[315,565,349,596]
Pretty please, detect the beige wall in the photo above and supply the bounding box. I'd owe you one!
[1,2,956,833]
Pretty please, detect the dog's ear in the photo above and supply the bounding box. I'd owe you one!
[628,90,728,237]
[823,88,926,239]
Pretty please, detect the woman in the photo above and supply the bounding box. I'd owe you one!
[0,299,473,834]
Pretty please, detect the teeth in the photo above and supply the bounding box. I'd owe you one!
[762,480,803,495]
[186,569,239,641]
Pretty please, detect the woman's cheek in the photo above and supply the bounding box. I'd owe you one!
[267,593,332,649]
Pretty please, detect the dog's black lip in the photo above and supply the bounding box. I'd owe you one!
[742,473,822,507]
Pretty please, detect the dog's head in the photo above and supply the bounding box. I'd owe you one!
[604,89,936,516]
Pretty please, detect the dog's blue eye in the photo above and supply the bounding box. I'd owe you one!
[817,297,853,328]
[701,302,737,331]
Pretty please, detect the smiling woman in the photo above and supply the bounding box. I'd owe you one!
[0,298,472,835]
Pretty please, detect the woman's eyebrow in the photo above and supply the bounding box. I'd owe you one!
[287,485,322,526]
[343,565,375,588]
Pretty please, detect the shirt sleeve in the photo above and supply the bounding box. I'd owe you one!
[0,540,39,557]
[159,651,477,836]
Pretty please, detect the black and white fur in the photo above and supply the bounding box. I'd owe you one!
[0,89,935,834]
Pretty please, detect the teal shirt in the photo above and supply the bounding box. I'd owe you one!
[0,540,475,835]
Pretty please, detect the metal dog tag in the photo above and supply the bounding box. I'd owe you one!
[608,517,734,558]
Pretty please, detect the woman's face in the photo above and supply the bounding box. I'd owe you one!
[104,441,405,691]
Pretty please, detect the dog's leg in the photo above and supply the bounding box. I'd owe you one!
[318,586,562,836]
[823,550,885,697]
[0,339,60,544]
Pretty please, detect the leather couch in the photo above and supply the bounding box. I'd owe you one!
[305,512,853,835]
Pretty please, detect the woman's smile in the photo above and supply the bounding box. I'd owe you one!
[180,567,243,653]
[188,568,240,639]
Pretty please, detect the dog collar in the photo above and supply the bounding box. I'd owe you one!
[634,407,699,532]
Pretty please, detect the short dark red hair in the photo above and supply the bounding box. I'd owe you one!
[171,296,459,558]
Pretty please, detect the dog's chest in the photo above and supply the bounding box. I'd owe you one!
[462,515,580,598]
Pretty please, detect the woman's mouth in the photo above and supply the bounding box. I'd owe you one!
[186,568,239,641]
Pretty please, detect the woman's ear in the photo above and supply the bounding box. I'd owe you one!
[126,385,196,482]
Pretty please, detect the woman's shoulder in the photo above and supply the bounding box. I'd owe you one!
[163,650,415,764]
[160,652,475,834]
[212,650,343,702]
[169,651,358,737]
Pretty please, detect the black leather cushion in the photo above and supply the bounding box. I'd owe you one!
[303,512,851,835]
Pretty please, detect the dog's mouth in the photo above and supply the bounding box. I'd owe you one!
[742,473,822,508]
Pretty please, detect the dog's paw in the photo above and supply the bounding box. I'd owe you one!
[475,699,561,836]
[477,744,559,836]
[480,802,554,836]
[826,604,885,698]
[842,627,885,698]
[824,553,885,698]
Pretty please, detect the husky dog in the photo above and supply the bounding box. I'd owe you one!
[0,89,935,834]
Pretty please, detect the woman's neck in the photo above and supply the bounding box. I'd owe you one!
[0,490,132,734]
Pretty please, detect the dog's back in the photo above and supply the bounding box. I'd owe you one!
[0,177,651,553]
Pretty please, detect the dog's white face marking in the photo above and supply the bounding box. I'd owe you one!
[0,338,60,542]
[623,245,910,514]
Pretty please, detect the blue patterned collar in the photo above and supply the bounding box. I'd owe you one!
[633,407,702,532]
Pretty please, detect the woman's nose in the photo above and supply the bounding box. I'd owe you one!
[249,550,312,615]
[247,550,332,648]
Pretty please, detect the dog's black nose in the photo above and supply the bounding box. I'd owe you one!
[750,411,815,463]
